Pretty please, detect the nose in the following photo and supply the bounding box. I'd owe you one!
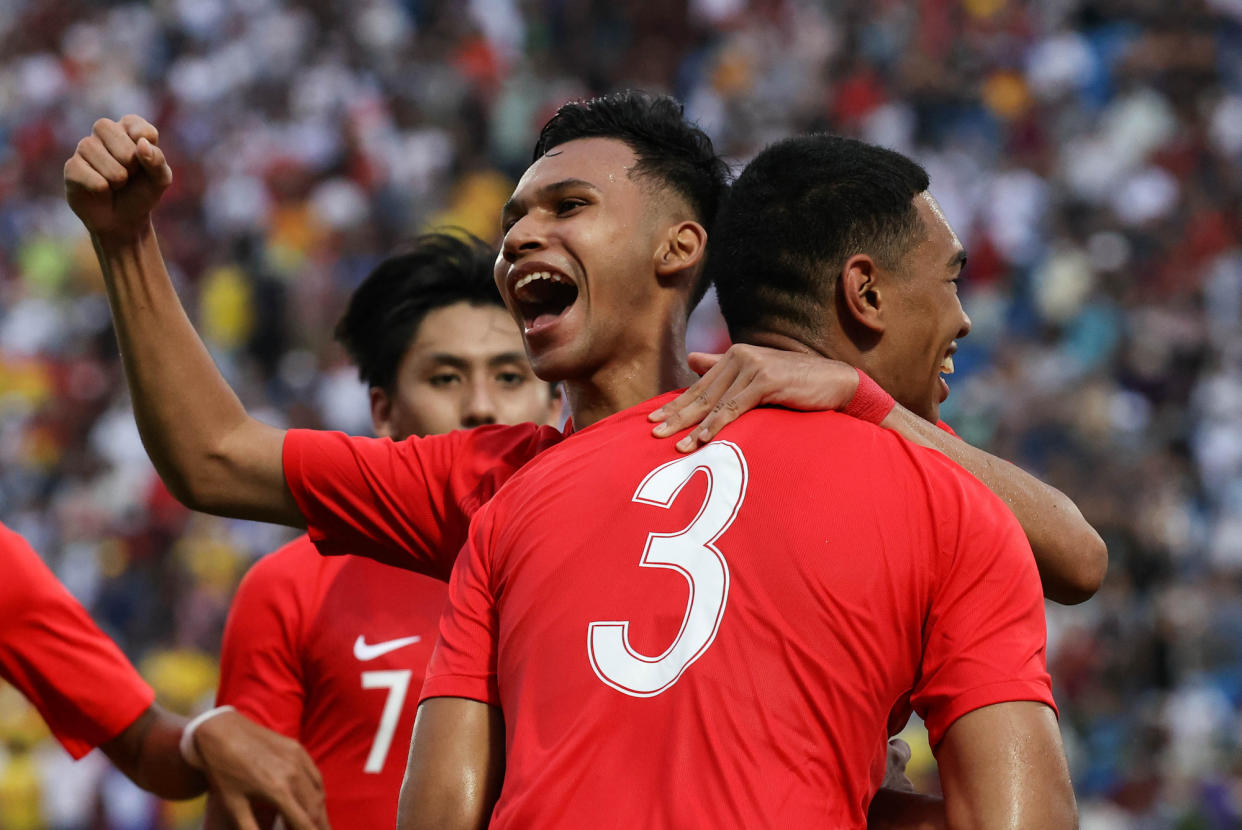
[501,214,546,263]
[460,379,498,428]
[957,307,972,339]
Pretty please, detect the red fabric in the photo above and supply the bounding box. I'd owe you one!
[281,423,567,579]
[0,524,154,759]
[216,536,447,829]
[424,392,1054,829]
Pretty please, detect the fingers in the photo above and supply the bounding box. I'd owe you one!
[64,153,111,194]
[119,113,159,144]
[75,133,132,190]
[649,357,740,440]
[136,138,174,188]
[217,789,262,830]
[674,371,763,452]
[93,117,142,174]
[686,351,723,376]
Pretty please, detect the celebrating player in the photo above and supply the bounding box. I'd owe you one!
[206,233,560,829]
[0,522,328,829]
[399,133,1076,828]
[61,99,1102,605]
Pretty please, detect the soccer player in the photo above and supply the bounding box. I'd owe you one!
[0,521,328,829]
[60,100,1102,606]
[399,134,1076,828]
[206,233,560,829]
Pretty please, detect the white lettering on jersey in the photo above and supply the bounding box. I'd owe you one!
[588,441,748,697]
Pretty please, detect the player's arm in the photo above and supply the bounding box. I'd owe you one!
[398,698,505,830]
[648,346,1106,604]
[102,704,328,830]
[935,702,1076,829]
[63,115,300,526]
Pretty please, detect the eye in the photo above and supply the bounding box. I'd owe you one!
[496,371,527,388]
[556,197,587,216]
[428,372,462,388]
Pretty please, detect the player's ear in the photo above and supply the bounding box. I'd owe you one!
[370,387,395,438]
[840,253,885,334]
[654,220,708,283]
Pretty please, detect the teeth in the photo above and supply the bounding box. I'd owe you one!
[514,271,568,292]
[940,355,955,375]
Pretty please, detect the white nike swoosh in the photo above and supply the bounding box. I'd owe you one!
[353,634,423,661]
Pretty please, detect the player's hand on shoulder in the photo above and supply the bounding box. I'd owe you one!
[649,344,859,452]
[64,114,173,238]
[195,708,330,830]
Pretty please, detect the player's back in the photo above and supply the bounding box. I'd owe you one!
[427,391,1052,829]
[217,537,446,828]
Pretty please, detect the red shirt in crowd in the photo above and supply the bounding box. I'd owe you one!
[0,522,154,759]
[216,537,446,829]
[421,393,1055,829]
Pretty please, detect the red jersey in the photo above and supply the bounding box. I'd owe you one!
[0,523,154,759]
[282,423,566,579]
[422,392,1055,829]
[216,536,446,829]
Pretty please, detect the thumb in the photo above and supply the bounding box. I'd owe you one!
[135,138,173,188]
[687,352,723,376]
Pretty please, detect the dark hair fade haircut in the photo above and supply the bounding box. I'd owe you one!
[534,90,731,308]
[708,134,930,343]
[335,230,502,392]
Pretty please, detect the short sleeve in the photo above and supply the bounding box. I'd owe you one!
[0,526,155,759]
[419,503,501,706]
[282,424,562,581]
[215,544,311,737]
[909,473,1056,749]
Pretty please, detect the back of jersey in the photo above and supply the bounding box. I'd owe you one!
[425,393,1052,830]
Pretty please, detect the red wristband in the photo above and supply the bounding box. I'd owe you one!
[842,368,895,424]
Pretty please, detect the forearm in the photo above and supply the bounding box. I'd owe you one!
[93,225,299,525]
[399,698,505,830]
[101,705,206,800]
[868,788,945,830]
[880,406,1106,603]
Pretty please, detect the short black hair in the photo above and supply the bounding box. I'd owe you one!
[335,231,501,391]
[709,134,930,342]
[534,90,731,308]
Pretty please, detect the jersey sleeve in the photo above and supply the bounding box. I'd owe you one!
[909,467,1056,749]
[419,502,501,706]
[0,526,155,759]
[215,544,311,737]
[282,424,561,581]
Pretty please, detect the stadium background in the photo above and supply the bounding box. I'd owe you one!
[1,0,1240,826]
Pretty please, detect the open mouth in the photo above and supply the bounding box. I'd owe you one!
[511,270,580,331]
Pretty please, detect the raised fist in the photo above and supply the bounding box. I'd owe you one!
[64,115,173,238]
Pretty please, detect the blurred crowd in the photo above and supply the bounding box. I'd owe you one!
[2,0,1242,826]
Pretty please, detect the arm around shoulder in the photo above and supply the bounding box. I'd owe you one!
[880,405,1106,604]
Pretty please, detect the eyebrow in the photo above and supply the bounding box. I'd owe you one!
[424,352,530,370]
[501,178,601,225]
[947,250,968,272]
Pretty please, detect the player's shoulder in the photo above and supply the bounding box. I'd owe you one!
[454,421,566,460]
[237,534,332,599]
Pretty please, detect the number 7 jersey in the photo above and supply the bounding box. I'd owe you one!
[422,391,1056,829]
[215,537,446,829]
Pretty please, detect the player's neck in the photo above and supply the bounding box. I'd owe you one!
[563,343,696,429]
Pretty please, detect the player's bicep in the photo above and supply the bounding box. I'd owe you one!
[212,418,304,527]
[936,701,1075,829]
[399,697,504,830]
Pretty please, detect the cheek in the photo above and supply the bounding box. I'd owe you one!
[392,387,463,437]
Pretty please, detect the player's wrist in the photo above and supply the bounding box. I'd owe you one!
[841,368,896,424]
[178,705,236,770]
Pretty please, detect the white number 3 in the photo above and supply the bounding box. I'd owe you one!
[588,441,749,697]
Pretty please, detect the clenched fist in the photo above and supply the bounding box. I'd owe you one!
[64,115,172,238]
